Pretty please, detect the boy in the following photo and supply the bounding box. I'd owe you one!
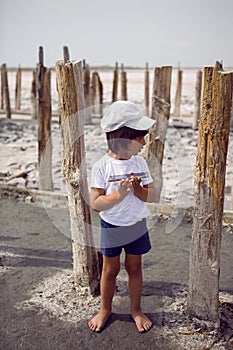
[88,101,156,333]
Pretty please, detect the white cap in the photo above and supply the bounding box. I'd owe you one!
[101,101,155,132]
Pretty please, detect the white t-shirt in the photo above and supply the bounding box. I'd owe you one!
[91,154,153,226]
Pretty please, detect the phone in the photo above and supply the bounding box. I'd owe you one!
[108,172,149,182]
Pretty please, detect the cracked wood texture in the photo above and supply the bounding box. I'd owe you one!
[55,60,99,295]
[146,66,172,202]
[187,62,233,326]
[37,58,53,191]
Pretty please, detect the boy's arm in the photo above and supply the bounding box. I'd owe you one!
[90,179,132,212]
[130,177,156,203]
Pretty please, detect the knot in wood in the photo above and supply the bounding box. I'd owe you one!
[69,172,80,187]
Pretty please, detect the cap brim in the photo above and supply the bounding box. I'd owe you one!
[125,115,155,130]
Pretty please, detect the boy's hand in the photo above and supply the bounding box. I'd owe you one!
[129,172,142,190]
[117,179,132,199]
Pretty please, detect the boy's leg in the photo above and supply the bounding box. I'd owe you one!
[125,253,152,332]
[88,255,120,332]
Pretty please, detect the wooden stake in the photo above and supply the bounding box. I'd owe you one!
[37,47,53,191]
[173,68,182,117]
[55,59,100,294]
[144,62,150,115]
[31,70,37,119]
[146,66,172,202]
[82,63,92,124]
[63,45,70,63]
[187,62,233,326]
[1,63,11,118]
[15,65,22,110]
[120,63,127,100]
[0,66,4,110]
[112,62,118,102]
[91,71,103,117]
[192,70,203,130]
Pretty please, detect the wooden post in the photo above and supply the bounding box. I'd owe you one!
[120,63,127,100]
[1,66,4,110]
[1,64,11,119]
[187,62,233,327]
[37,47,53,191]
[173,68,182,118]
[55,59,100,294]
[91,71,103,117]
[82,63,92,124]
[192,70,203,130]
[15,65,22,110]
[63,45,70,63]
[112,62,118,102]
[31,70,37,119]
[146,66,172,202]
[231,100,233,131]
[144,62,150,115]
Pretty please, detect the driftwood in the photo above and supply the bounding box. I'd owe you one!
[55,59,100,295]
[187,62,233,326]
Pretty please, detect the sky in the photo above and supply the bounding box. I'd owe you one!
[1,0,233,68]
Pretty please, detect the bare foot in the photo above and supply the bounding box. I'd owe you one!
[88,309,112,332]
[131,311,153,333]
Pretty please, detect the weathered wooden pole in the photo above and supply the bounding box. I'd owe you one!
[82,62,92,124]
[192,70,203,130]
[91,71,103,117]
[37,47,53,191]
[187,62,233,327]
[63,45,70,63]
[173,68,182,117]
[120,63,127,100]
[55,59,100,294]
[231,100,233,131]
[112,62,118,102]
[31,70,37,119]
[0,66,4,110]
[15,65,22,110]
[1,64,11,119]
[144,62,150,115]
[146,66,172,202]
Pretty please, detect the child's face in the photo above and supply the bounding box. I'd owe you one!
[127,136,146,156]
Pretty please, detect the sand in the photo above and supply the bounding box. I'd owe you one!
[1,193,233,349]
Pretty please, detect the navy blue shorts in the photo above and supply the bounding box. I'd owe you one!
[100,218,151,257]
